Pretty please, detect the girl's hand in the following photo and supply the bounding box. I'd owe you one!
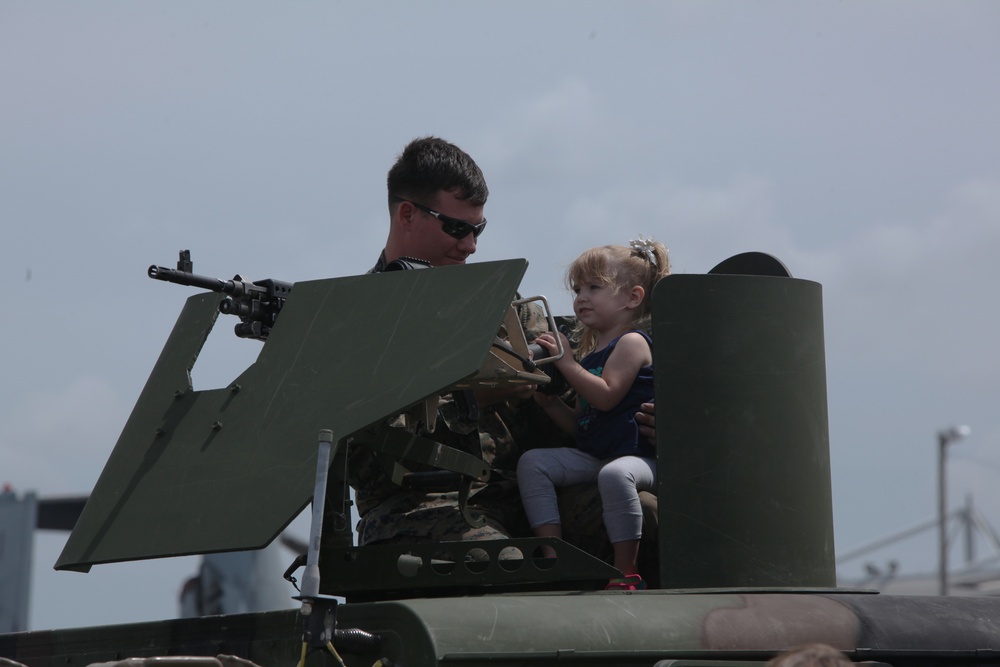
[534,331,573,369]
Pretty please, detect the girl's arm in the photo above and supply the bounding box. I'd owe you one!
[537,331,651,412]
[533,392,579,435]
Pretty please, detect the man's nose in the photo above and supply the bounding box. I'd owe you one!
[458,233,477,254]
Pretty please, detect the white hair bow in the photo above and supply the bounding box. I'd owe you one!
[629,236,658,267]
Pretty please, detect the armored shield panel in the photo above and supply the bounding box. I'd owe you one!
[57,260,527,571]
[654,258,835,588]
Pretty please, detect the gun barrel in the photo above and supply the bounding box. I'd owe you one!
[148,265,231,293]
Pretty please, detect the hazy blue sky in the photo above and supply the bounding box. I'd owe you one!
[3,1,998,629]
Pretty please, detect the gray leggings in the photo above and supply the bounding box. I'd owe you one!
[516,447,657,544]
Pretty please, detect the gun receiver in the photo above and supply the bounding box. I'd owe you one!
[148,249,292,341]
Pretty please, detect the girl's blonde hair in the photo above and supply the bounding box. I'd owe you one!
[566,237,671,357]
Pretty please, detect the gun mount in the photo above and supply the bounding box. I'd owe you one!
[148,250,293,341]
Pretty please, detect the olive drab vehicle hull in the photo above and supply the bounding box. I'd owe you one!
[4,255,1000,667]
[7,593,1000,666]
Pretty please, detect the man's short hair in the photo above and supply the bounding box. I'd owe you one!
[767,643,852,667]
[387,136,489,207]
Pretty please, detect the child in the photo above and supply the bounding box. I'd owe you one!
[517,237,670,590]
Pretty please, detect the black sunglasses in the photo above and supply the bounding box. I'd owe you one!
[392,197,487,240]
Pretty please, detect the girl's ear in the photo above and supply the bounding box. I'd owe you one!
[627,285,645,309]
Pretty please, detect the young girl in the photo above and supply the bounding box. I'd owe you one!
[517,237,670,590]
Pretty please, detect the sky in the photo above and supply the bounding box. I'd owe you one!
[2,1,999,631]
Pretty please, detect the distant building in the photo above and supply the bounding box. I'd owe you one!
[0,488,37,633]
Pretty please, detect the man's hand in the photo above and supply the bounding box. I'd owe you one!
[475,384,536,407]
[636,401,655,444]
[532,390,563,409]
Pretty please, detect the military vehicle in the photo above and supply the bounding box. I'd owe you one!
[3,251,999,667]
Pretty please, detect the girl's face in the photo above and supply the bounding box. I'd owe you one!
[572,277,636,332]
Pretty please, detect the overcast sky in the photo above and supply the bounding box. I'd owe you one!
[3,1,999,630]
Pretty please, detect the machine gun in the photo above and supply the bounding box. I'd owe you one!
[148,250,292,341]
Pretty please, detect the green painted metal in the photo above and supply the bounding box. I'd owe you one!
[10,591,1000,666]
[56,260,527,571]
[0,609,303,666]
[6,596,776,667]
[653,272,835,588]
[318,537,621,598]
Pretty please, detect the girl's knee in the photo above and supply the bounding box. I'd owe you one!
[517,448,547,476]
[598,462,633,489]
[517,449,558,489]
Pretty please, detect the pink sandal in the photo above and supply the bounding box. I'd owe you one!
[605,574,646,591]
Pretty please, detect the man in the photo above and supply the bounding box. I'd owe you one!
[351,137,515,547]
[351,137,658,581]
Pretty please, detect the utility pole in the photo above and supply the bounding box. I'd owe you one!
[938,425,971,596]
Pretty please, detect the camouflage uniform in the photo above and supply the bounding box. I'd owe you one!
[350,402,518,546]
[350,288,550,546]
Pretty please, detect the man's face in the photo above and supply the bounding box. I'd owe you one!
[398,189,484,267]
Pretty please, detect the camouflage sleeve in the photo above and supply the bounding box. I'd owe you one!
[517,297,551,340]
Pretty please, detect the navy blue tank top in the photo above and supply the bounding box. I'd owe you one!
[575,330,654,460]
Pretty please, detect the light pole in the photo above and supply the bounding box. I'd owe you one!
[938,425,971,596]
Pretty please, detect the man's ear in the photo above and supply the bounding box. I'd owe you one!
[395,200,416,230]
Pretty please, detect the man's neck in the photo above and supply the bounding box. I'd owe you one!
[370,249,432,274]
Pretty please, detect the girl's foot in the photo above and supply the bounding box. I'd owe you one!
[605,574,646,591]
